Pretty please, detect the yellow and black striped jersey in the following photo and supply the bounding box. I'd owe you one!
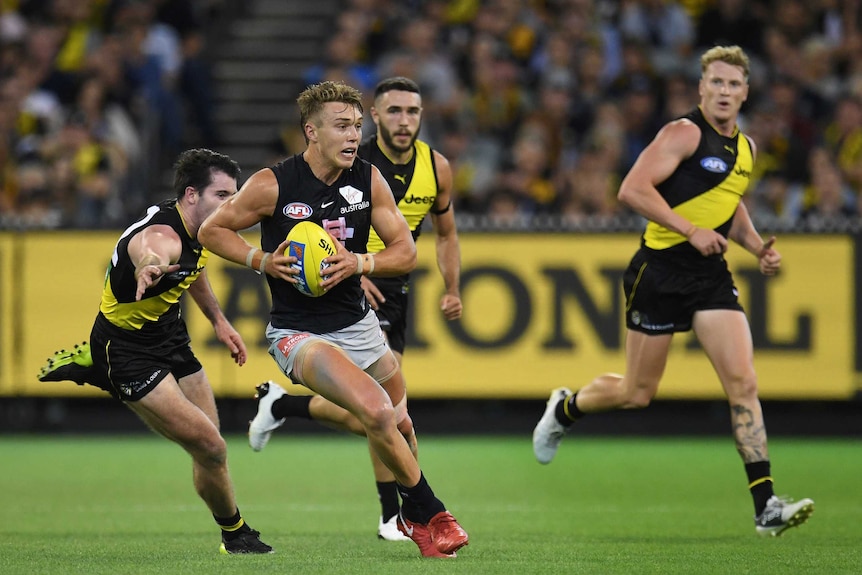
[643,106,753,258]
[359,135,439,254]
[99,200,206,338]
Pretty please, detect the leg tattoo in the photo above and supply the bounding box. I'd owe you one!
[730,404,768,463]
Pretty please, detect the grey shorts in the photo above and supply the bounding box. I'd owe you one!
[265,309,389,381]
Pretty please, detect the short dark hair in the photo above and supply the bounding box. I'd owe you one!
[374,76,421,99]
[172,148,240,199]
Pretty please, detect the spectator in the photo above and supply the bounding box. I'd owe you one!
[823,94,862,194]
[695,0,767,58]
[798,147,858,224]
[618,0,694,74]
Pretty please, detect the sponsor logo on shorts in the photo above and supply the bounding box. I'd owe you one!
[277,333,310,356]
[118,369,162,396]
[630,310,673,331]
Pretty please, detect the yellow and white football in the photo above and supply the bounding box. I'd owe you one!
[286,221,335,297]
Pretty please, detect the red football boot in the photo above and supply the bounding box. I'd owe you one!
[396,512,457,558]
[428,511,469,555]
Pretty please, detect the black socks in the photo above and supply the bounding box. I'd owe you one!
[555,391,584,426]
[214,509,251,540]
[271,394,312,420]
[397,472,445,524]
[745,461,774,515]
[377,481,400,522]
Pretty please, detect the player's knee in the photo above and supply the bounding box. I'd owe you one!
[358,399,397,436]
[627,393,652,409]
[396,410,414,438]
[726,373,759,402]
[193,431,227,467]
[622,382,654,409]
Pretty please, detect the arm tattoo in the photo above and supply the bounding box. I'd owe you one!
[730,403,769,463]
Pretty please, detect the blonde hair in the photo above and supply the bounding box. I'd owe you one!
[700,45,750,81]
[297,81,363,135]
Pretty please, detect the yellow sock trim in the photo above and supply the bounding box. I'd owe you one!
[220,518,245,532]
[561,393,576,422]
[748,476,773,489]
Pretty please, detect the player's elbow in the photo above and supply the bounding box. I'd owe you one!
[198,220,214,247]
[401,242,418,274]
[617,182,637,207]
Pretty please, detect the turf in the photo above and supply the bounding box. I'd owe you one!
[1,434,859,575]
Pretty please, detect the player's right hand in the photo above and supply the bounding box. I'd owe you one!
[269,239,299,284]
[134,263,181,301]
[688,227,728,257]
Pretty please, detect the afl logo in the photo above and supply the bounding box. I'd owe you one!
[700,157,728,173]
[284,202,312,219]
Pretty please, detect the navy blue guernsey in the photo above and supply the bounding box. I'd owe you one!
[262,154,373,333]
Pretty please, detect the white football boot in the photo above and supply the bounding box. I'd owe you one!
[755,495,815,537]
[532,387,573,464]
[248,381,287,451]
[378,515,411,541]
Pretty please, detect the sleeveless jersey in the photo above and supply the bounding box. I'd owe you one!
[98,199,206,342]
[264,154,373,333]
[359,135,439,253]
[643,106,753,263]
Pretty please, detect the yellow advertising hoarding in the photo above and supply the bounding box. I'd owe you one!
[1,231,856,399]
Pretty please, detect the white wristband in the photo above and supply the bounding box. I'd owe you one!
[245,247,260,269]
[353,252,363,275]
[258,252,271,274]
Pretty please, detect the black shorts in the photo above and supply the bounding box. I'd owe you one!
[89,314,202,401]
[370,277,409,354]
[623,248,743,335]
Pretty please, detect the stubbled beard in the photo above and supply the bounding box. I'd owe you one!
[380,125,418,154]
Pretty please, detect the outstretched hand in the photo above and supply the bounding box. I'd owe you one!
[135,263,181,301]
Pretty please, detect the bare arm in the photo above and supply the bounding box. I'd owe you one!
[729,201,781,275]
[430,151,462,320]
[319,167,416,292]
[199,168,294,281]
[619,119,728,256]
[127,224,182,301]
[187,268,247,365]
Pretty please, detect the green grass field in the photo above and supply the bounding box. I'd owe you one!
[1,434,859,575]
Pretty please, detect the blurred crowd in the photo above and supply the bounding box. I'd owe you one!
[0,0,222,229]
[288,0,862,230]
[6,0,862,231]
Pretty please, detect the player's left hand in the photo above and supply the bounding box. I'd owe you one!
[213,320,247,366]
[758,236,781,276]
[440,294,462,320]
[360,276,385,310]
[320,234,354,292]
